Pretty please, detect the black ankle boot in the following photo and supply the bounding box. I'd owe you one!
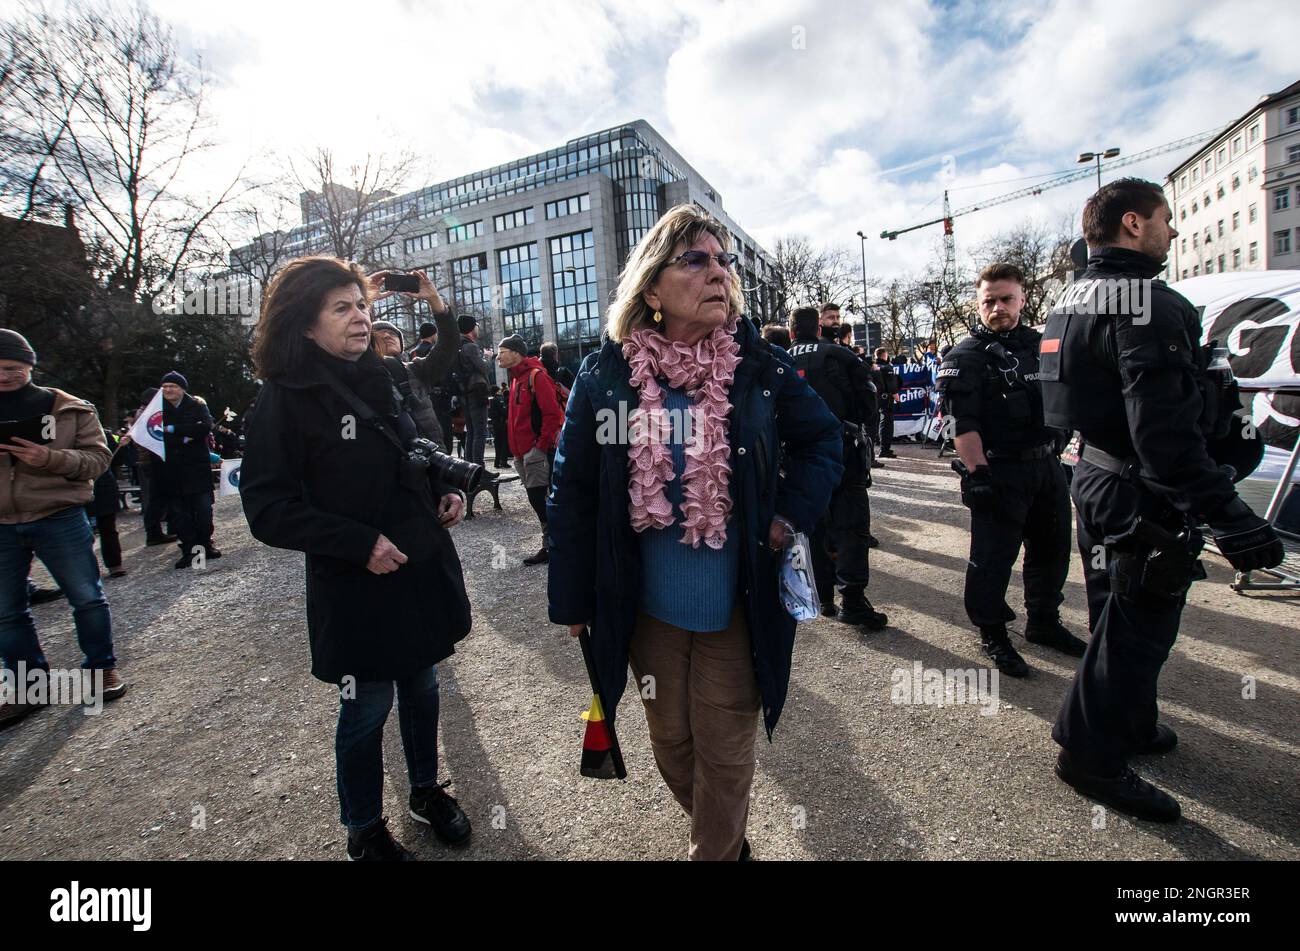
[980,625,1028,677]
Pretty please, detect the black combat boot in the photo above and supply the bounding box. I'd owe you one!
[1133,723,1178,755]
[980,625,1028,677]
[1054,751,1181,823]
[1025,617,1087,657]
[838,590,888,631]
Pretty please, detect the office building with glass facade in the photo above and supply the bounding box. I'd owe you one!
[231,120,775,371]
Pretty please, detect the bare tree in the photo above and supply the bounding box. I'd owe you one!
[770,235,861,319]
[288,147,422,266]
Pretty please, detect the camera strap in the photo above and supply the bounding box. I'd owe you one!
[320,374,409,456]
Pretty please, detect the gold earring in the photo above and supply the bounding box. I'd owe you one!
[653,310,663,324]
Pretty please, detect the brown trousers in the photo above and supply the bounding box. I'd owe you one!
[628,605,762,861]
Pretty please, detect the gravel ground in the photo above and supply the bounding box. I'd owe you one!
[1,442,1296,861]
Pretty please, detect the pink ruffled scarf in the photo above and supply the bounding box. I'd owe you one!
[622,315,741,549]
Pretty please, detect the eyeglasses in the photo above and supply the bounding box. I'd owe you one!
[668,251,739,272]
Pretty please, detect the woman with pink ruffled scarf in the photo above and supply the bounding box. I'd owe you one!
[547,205,844,860]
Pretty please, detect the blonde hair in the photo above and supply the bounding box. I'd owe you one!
[605,204,744,342]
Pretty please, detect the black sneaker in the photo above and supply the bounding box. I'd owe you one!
[839,597,888,631]
[409,780,472,846]
[522,548,549,566]
[866,534,880,548]
[174,554,194,570]
[145,533,178,546]
[1025,619,1087,657]
[204,547,223,560]
[980,627,1028,677]
[346,818,416,861]
[878,450,897,459]
[819,600,837,618]
[1054,753,1181,823]
[1133,723,1178,755]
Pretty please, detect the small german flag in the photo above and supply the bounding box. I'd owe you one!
[578,627,626,780]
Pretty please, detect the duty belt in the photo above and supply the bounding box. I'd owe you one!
[1079,443,1141,480]
[985,443,1055,461]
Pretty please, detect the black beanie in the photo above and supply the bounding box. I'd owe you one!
[457,314,477,334]
[161,370,188,390]
[499,333,528,356]
[418,322,437,338]
[0,329,36,366]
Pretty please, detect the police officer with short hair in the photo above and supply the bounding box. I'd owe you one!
[1040,178,1283,822]
[788,307,887,630]
[936,264,1084,678]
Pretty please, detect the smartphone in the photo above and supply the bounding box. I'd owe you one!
[383,273,420,294]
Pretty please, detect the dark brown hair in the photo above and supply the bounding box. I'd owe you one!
[1082,177,1167,246]
[251,256,369,380]
[761,324,791,349]
[977,262,1025,289]
[819,301,840,315]
[791,306,820,339]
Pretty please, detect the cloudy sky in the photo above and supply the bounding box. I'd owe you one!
[44,0,1300,281]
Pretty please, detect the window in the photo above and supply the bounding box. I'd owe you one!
[1181,238,1187,253]
[493,207,535,232]
[1275,188,1291,211]
[1217,184,1225,199]
[1193,264,1200,276]
[1232,175,1240,191]
[1249,165,1258,182]
[1205,259,1213,274]
[1217,147,1226,167]
[403,232,438,255]
[1276,230,1293,255]
[1291,144,1300,165]
[1232,248,1241,269]
[550,230,600,367]
[1191,168,1199,184]
[1203,192,1211,207]
[1180,206,1187,221]
[497,242,543,351]
[372,243,395,262]
[1204,228,1211,244]
[450,253,491,327]
[1182,269,1189,279]
[1288,106,1300,126]
[1180,174,1188,190]
[1216,219,1223,237]
[1218,254,1225,272]
[1249,203,1258,223]
[1232,135,1242,154]
[1249,242,1258,263]
[544,193,591,219]
[1203,158,1212,175]
[1233,211,1240,230]
[1192,201,1199,213]
[447,220,483,243]
[1249,123,1260,145]
[1193,233,1199,248]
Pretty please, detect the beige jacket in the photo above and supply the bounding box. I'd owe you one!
[0,388,111,524]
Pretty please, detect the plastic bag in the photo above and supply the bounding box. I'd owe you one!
[778,532,821,622]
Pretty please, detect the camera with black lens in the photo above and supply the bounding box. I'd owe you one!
[406,436,486,495]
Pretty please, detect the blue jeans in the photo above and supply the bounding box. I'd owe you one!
[335,665,440,832]
[0,506,116,673]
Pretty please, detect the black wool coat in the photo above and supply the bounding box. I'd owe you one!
[158,393,215,495]
[239,347,472,684]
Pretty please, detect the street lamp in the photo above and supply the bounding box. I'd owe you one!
[1078,147,1121,190]
[855,230,868,324]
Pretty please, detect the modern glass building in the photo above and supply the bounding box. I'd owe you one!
[232,120,775,371]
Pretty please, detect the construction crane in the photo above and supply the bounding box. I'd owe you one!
[879,129,1221,278]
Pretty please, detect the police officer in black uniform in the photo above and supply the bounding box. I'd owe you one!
[1040,178,1283,822]
[936,263,1085,678]
[788,306,888,630]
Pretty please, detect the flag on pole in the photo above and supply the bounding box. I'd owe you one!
[578,627,626,780]
[218,458,242,497]
[128,389,166,460]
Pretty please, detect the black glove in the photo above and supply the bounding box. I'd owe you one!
[1207,497,1284,572]
[960,464,997,514]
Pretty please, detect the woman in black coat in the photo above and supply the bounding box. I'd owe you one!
[240,257,471,862]
[86,427,126,577]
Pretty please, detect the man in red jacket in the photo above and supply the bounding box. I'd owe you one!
[497,334,565,565]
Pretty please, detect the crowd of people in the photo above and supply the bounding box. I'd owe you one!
[0,177,1286,861]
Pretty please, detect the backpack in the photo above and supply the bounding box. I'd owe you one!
[524,367,569,437]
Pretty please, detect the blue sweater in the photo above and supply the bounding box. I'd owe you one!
[637,385,740,632]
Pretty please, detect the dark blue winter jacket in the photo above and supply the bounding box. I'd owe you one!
[547,316,843,737]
